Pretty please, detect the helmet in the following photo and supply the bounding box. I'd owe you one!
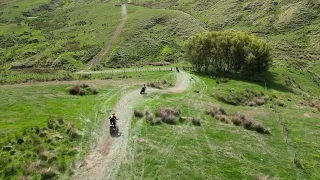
[112,112,115,115]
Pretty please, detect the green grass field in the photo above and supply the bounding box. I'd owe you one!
[0,70,175,179]
[0,0,121,71]
[118,68,319,179]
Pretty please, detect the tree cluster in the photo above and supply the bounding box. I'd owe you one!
[183,31,272,75]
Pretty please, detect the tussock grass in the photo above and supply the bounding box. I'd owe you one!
[134,109,144,118]
[41,167,57,180]
[191,117,201,126]
[68,84,98,96]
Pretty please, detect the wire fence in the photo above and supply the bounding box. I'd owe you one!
[263,80,302,178]
[0,67,173,85]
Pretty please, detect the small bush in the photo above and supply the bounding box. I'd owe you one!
[146,114,153,123]
[253,122,270,134]
[47,117,56,129]
[134,109,144,118]
[191,117,201,126]
[179,116,187,122]
[68,85,80,95]
[153,118,162,125]
[231,116,242,126]
[41,167,57,180]
[162,115,176,125]
[66,123,79,138]
[145,110,152,116]
[276,100,285,107]
[78,89,86,96]
[79,83,89,88]
[38,147,48,161]
[243,118,254,130]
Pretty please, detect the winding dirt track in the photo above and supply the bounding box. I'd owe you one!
[72,71,192,180]
[84,4,127,71]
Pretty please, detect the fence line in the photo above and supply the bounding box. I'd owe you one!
[0,67,173,85]
[264,80,302,178]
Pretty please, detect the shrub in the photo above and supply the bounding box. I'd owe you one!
[146,114,153,123]
[57,117,64,125]
[243,118,254,130]
[254,97,265,105]
[276,100,285,107]
[38,147,48,161]
[78,89,86,96]
[79,83,89,88]
[253,122,270,134]
[68,85,80,95]
[219,115,231,123]
[47,117,56,129]
[207,106,226,118]
[184,31,271,75]
[179,116,187,122]
[145,110,151,116]
[162,115,176,125]
[67,123,79,138]
[41,167,57,180]
[153,118,162,125]
[101,76,112,80]
[231,116,242,126]
[134,109,144,118]
[191,117,201,126]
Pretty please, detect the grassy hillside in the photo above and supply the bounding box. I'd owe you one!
[119,69,320,179]
[101,4,206,68]
[130,0,320,68]
[0,0,121,71]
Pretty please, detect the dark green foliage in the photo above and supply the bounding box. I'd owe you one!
[184,31,272,75]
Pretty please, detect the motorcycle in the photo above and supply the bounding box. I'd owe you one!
[140,87,147,95]
[109,121,119,136]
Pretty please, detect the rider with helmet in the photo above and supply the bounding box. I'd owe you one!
[109,112,118,127]
[140,84,146,94]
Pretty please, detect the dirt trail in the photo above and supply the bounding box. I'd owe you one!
[84,4,127,71]
[72,71,192,180]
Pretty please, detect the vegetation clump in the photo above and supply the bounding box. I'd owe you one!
[0,116,81,179]
[207,107,270,134]
[68,84,98,96]
[184,31,272,75]
[215,89,266,106]
[134,109,144,118]
[142,107,182,125]
[191,117,201,126]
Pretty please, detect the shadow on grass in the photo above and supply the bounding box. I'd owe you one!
[189,70,293,93]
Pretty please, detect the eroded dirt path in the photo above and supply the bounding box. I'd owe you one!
[72,71,192,180]
[84,4,127,71]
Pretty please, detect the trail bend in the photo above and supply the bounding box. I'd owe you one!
[72,71,193,180]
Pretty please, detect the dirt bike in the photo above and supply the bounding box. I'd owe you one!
[109,120,119,136]
[140,87,147,95]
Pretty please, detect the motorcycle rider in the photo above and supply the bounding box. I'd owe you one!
[109,112,118,127]
[140,84,146,94]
